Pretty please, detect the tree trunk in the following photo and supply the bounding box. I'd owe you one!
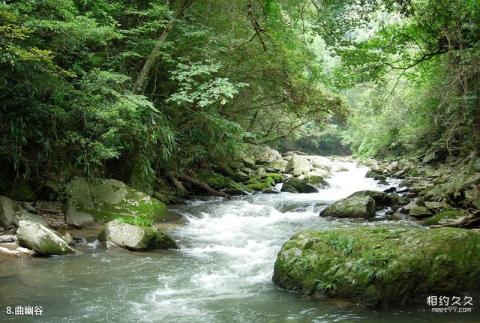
[166,171,189,197]
[133,0,195,94]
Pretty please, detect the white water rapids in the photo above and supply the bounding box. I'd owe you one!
[129,160,400,322]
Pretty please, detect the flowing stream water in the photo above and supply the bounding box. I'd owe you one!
[1,160,478,322]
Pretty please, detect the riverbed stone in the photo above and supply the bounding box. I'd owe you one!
[320,195,375,218]
[348,190,408,208]
[99,220,177,251]
[0,241,35,258]
[16,220,75,255]
[253,145,282,164]
[286,154,311,176]
[273,227,480,307]
[402,202,432,218]
[65,178,167,223]
[270,159,289,172]
[0,196,19,228]
[281,178,318,193]
[305,175,330,188]
[65,200,95,227]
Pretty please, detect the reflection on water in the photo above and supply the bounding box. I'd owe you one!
[1,160,478,322]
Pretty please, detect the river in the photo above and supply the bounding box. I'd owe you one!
[1,159,478,322]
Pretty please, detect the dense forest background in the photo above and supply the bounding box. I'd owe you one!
[1,0,479,194]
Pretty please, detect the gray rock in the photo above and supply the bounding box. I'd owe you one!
[402,202,433,218]
[65,200,95,227]
[281,185,298,193]
[320,195,376,218]
[348,190,408,208]
[21,201,37,214]
[281,178,318,193]
[99,221,177,251]
[270,159,289,172]
[0,196,19,227]
[0,235,17,243]
[286,154,311,176]
[16,209,47,226]
[0,241,35,258]
[424,201,447,210]
[16,220,75,255]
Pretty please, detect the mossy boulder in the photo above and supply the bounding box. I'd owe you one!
[273,227,480,307]
[402,202,433,218]
[196,170,250,194]
[152,230,178,249]
[349,190,409,208]
[262,172,283,183]
[423,209,466,226]
[281,178,318,193]
[305,175,330,188]
[16,219,75,256]
[245,175,278,192]
[270,159,288,172]
[320,195,375,218]
[66,178,167,224]
[99,220,177,251]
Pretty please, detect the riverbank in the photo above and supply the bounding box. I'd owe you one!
[1,147,479,320]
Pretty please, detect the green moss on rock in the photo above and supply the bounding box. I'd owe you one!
[320,195,375,218]
[196,170,251,193]
[263,173,283,183]
[273,227,480,307]
[66,178,167,224]
[17,220,75,255]
[305,175,330,188]
[423,209,466,226]
[281,178,318,193]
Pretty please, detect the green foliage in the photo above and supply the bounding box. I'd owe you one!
[0,0,346,191]
[316,0,480,158]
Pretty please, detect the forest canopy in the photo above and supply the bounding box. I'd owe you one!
[0,0,479,192]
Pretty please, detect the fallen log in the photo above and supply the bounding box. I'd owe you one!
[177,174,230,198]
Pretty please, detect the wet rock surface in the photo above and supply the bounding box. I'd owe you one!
[273,227,480,307]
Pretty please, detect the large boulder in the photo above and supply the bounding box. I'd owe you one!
[241,144,282,167]
[286,154,311,176]
[348,190,409,208]
[16,220,75,255]
[269,159,289,173]
[273,227,480,307]
[251,145,282,164]
[99,220,177,251]
[307,156,332,171]
[65,178,167,225]
[0,196,19,227]
[281,178,318,193]
[320,195,375,218]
